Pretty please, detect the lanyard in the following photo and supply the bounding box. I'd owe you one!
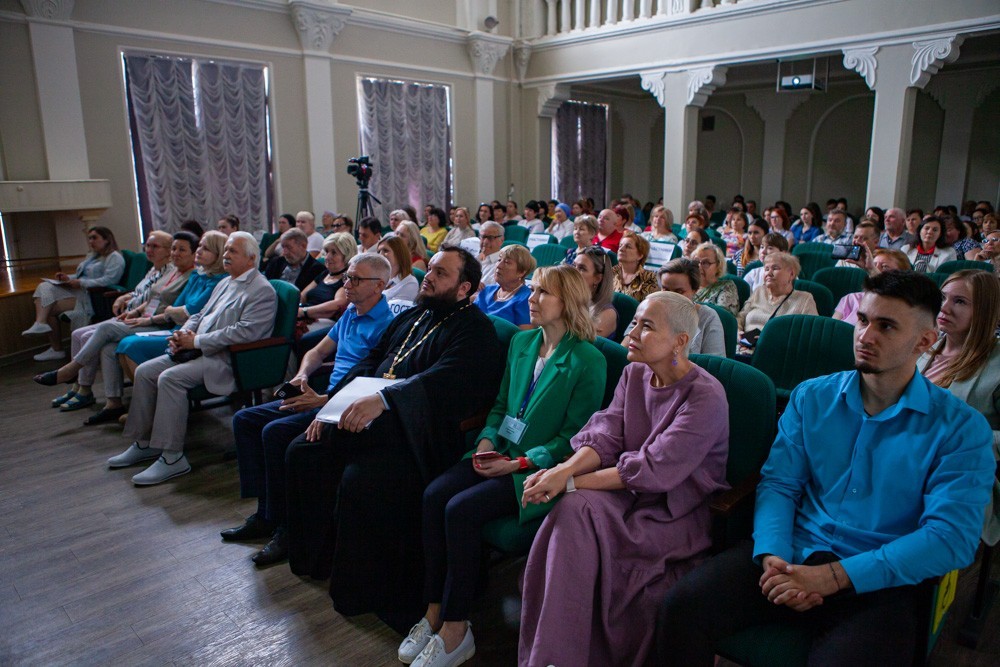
[516,358,547,419]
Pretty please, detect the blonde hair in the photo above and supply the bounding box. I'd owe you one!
[377,235,413,278]
[396,220,424,259]
[198,230,227,275]
[573,214,598,235]
[694,242,726,280]
[643,291,699,355]
[533,265,596,342]
[323,232,358,265]
[764,251,801,279]
[926,270,1000,387]
[650,205,674,227]
[499,243,536,276]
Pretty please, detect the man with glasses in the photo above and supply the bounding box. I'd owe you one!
[478,221,505,286]
[223,252,396,565]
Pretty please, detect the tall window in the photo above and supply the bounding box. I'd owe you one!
[124,53,273,236]
[552,100,608,208]
[357,77,453,216]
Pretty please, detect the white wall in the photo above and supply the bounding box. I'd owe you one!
[966,88,1000,206]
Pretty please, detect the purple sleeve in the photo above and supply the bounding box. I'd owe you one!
[571,365,632,467]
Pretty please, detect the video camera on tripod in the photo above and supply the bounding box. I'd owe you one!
[346,155,373,188]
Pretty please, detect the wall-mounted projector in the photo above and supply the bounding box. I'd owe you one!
[776,59,828,93]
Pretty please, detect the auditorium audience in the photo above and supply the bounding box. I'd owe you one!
[573,246,616,339]
[833,249,910,325]
[969,230,1000,270]
[791,202,823,244]
[693,242,739,316]
[612,231,658,302]
[815,209,851,245]
[443,207,475,247]
[766,207,794,248]
[263,228,325,290]
[107,232,276,486]
[835,221,880,270]
[24,225,126,360]
[903,216,957,273]
[396,220,429,272]
[652,258,726,357]
[919,270,1000,546]
[331,214,354,236]
[116,231,228,377]
[945,213,981,260]
[721,209,749,258]
[421,208,449,253]
[473,203,492,232]
[283,246,503,627]
[593,207,624,253]
[389,208,411,232]
[656,271,994,666]
[34,231,196,422]
[642,205,678,243]
[684,213,707,238]
[518,201,545,234]
[743,233,788,292]
[546,203,574,241]
[321,211,337,235]
[377,235,420,302]
[401,265,605,667]
[564,214,598,265]
[179,219,205,239]
[474,244,535,328]
[680,227,707,259]
[736,252,817,349]
[504,200,522,223]
[733,217,768,276]
[263,213,296,260]
[357,216,384,254]
[477,221,504,286]
[879,207,914,251]
[217,214,240,236]
[519,290,729,666]
[295,211,325,257]
[224,253,395,565]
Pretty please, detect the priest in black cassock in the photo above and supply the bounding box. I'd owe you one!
[283,245,505,628]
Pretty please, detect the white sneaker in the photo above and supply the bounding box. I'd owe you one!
[22,322,52,336]
[132,454,191,486]
[33,347,66,361]
[399,618,435,664]
[107,443,162,469]
[412,625,475,667]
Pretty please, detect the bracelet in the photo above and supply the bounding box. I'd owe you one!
[517,456,529,471]
[829,563,841,591]
[565,476,576,493]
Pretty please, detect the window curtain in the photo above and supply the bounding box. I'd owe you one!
[553,100,608,208]
[358,78,453,217]
[124,54,271,236]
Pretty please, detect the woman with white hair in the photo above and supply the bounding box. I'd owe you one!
[736,251,817,349]
[518,290,730,666]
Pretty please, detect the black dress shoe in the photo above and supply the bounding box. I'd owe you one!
[252,528,288,567]
[220,513,276,542]
[33,371,59,386]
[84,406,128,426]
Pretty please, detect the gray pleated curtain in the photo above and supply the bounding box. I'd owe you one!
[553,100,608,208]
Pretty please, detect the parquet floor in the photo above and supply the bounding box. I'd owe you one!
[0,361,996,666]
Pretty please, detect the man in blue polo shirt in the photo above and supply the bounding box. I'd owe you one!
[656,271,995,665]
[222,252,396,566]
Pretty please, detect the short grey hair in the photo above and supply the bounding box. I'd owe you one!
[295,210,315,224]
[480,221,504,237]
[694,242,727,279]
[228,231,260,263]
[323,231,359,262]
[349,252,391,284]
[764,251,801,279]
[389,209,410,221]
[574,214,598,234]
[281,227,308,246]
[643,290,699,355]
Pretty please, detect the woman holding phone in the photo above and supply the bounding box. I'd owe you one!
[399,265,605,667]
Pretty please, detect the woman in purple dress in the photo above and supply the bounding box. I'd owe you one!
[518,290,730,666]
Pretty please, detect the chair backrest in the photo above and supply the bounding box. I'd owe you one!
[120,249,152,290]
[531,243,568,268]
[611,291,639,343]
[268,279,301,340]
[700,302,738,359]
[791,242,834,256]
[411,267,425,284]
[690,354,776,487]
[502,239,527,249]
[741,260,763,275]
[795,252,837,280]
[810,266,866,304]
[718,274,751,309]
[937,259,994,275]
[726,259,737,276]
[489,315,521,356]
[560,235,577,249]
[710,237,727,254]
[751,314,855,397]
[592,336,630,409]
[925,271,950,287]
[793,278,835,317]
[504,225,530,244]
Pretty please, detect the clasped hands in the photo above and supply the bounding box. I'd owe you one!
[521,465,569,507]
[304,391,385,442]
[759,555,843,613]
[167,329,196,354]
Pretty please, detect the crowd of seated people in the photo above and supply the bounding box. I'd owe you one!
[23,191,1000,666]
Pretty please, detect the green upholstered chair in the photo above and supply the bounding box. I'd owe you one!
[711,237,728,255]
[532,243,568,268]
[560,235,577,249]
[188,279,300,409]
[611,292,640,343]
[925,271,950,287]
[741,260,763,275]
[750,314,855,403]
[488,314,520,353]
[502,239,527,249]
[718,274,751,310]
[689,354,776,549]
[791,242,833,257]
[411,267,425,284]
[793,278,835,318]
[811,266,866,304]
[936,259,994,275]
[481,334,630,556]
[791,243,835,280]
[672,223,684,237]
[504,225,530,244]
[701,302,738,359]
[258,232,280,268]
[726,259,738,275]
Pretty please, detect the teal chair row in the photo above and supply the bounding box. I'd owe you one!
[611,292,640,343]
[90,248,152,322]
[504,225,530,244]
[560,235,577,250]
[793,278,835,318]
[532,243,568,268]
[701,302,738,360]
[937,259,994,275]
[811,266,866,304]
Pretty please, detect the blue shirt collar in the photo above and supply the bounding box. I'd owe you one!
[840,368,932,421]
[346,295,390,320]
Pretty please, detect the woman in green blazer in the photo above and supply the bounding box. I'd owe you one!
[398,265,606,667]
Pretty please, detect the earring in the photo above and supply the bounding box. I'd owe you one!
[671,350,679,367]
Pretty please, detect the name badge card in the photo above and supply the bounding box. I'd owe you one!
[527,233,551,250]
[645,242,677,269]
[498,415,528,445]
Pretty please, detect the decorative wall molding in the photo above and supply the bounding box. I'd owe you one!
[513,41,532,82]
[639,69,667,108]
[537,83,571,117]
[289,1,351,53]
[466,32,512,77]
[687,66,727,107]
[925,70,1000,111]
[19,0,74,20]
[744,90,808,123]
[842,46,879,90]
[910,34,963,88]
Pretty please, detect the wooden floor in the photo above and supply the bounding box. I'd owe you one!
[0,360,998,666]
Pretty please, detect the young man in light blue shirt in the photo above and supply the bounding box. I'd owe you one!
[656,271,995,665]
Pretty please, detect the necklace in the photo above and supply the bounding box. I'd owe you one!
[383,302,472,379]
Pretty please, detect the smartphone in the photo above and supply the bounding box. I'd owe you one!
[831,244,863,261]
[275,382,304,400]
[473,451,506,462]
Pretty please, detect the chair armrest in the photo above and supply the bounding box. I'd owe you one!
[103,289,128,299]
[229,336,288,353]
[710,473,760,516]
[459,410,488,433]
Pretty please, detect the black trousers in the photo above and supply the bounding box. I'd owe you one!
[655,541,921,666]
[422,459,519,621]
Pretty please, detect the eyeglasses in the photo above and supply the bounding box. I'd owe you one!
[698,260,717,267]
[343,274,381,284]
[984,237,1000,244]
[481,234,502,241]
[331,223,347,230]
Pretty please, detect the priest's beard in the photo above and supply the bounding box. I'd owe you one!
[417,285,463,313]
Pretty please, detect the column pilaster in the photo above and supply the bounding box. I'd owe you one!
[744,91,808,205]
